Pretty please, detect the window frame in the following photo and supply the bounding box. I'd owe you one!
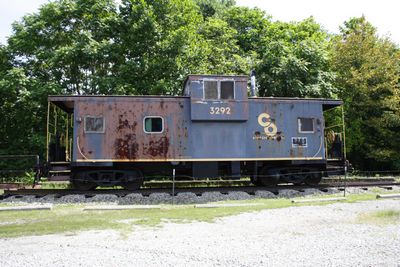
[298,118,315,134]
[202,79,235,100]
[83,115,105,134]
[143,116,165,134]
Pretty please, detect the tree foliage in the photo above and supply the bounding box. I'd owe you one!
[194,0,235,19]
[0,45,45,155]
[0,1,399,170]
[257,18,336,97]
[8,0,120,95]
[331,16,400,169]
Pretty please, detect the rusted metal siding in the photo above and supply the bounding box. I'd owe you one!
[70,96,326,162]
[73,97,191,162]
[48,76,341,163]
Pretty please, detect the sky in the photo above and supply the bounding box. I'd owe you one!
[236,0,400,43]
[0,0,399,45]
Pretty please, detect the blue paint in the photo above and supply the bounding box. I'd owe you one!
[54,75,341,162]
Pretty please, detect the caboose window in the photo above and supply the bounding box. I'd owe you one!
[298,118,314,133]
[204,80,218,99]
[203,80,235,100]
[220,81,234,99]
[144,117,164,133]
[84,116,105,133]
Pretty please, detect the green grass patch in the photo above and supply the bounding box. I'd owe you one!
[0,191,391,239]
[358,209,400,225]
[39,182,71,189]
[0,203,275,238]
[0,187,399,238]
[0,172,36,184]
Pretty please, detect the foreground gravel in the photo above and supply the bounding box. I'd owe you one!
[1,199,399,266]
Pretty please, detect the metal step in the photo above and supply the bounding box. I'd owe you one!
[49,167,71,173]
[48,161,71,181]
[48,175,70,181]
[49,161,71,165]
[50,166,71,171]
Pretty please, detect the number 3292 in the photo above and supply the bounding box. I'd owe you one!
[210,107,231,115]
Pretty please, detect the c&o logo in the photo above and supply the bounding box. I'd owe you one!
[257,113,278,136]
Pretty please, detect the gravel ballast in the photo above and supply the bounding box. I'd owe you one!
[0,199,399,267]
[2,186,399,205]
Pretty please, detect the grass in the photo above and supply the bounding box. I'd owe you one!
[358,209,400,225]
[39,182,71,189]
[0,186,399,238]
[0,203,273,238]
[0,172,36,184]
[1,190,397,238]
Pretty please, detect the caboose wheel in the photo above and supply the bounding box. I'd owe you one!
[258,167,280,186]
[304,170,322,186]
[121,182,142,190]
[71,180,97,191]
[71,171,97,190]
[120,169,144,190]
[250,175,263,186]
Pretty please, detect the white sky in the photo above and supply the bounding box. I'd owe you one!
[1,0,399,45]
[236,0,400,44]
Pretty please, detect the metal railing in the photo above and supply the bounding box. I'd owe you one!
[0,155,41,187]
[46,102,73,162]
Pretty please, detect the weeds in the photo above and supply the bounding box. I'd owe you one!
[358,209,400,225]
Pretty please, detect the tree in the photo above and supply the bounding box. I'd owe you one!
[194,17,250,75]
[0,45,45,155]
[255,18,336,98]
[8,0,120,95]
[116,0,204,95]
[223,6,270,55]
[4,1,398,172]
[194,0,235,19]
[331,17,400,169]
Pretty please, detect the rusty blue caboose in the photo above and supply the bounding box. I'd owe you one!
[47,74,344,190]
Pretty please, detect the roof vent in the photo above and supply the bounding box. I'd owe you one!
[250,70,257,97]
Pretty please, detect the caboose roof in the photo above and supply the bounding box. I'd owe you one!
[48,95,342,113]
[251,97,343,111]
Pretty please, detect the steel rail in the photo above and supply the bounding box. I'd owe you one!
[1,181,399,200]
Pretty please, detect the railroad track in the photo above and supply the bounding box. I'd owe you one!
[1,180,399,200]
[0,177,397,190]
[143,177,396,189]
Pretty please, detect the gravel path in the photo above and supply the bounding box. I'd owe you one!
[1,199,399,267]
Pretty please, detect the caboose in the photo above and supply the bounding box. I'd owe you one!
[46,74,345,190]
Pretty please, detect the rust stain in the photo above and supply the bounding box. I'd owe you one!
[276,131,282,142]
[77,99,185,161]
[115,134,139,159]
[114,113,139,159]
[144,136,170,158]
[297,146,304,157]
[117,114,136,130]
